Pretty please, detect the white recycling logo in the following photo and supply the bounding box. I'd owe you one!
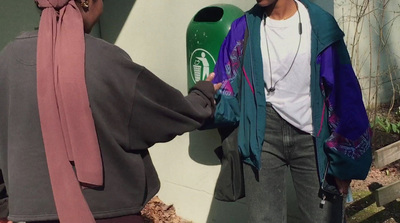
[189,48,216,83]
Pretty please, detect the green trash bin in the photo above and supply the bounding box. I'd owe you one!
[186,4,243,90]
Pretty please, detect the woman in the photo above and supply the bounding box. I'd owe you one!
[0,0,220,222]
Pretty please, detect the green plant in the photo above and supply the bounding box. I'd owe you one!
[374,115,400,134]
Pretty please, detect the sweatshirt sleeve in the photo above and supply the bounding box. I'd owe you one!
[319,40,372,180]
[127,68,215,150]
[0,170,8,219]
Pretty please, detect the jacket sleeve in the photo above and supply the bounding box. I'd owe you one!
[209,16,247,128]
[0,170,8,219]
[127,68,216,150]
[319,40,372,180]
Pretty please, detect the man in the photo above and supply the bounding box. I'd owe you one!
[212,0,372,222]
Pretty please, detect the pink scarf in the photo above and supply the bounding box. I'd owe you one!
[35,0,102,222]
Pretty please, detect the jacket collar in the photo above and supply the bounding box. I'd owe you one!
[245,0,344,54]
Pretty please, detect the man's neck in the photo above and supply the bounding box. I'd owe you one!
[265,0,297,20]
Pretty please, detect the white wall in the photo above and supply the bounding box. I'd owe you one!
[333,0,400,107]
[0,1,40,50]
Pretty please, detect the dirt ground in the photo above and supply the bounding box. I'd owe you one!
[140,164,400,223]
[141,196,192,223]
[351,128,400,192]
[345,126,400,223]
[351,161,400,192]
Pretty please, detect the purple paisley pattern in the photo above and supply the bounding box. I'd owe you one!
[219,40,244,97]
[325,100,372,160]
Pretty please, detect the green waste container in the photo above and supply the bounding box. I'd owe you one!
[186,4,243,90]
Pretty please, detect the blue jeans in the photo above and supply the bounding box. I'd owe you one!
[243,104,344,223]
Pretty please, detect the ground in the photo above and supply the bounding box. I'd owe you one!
[140,162,400,223]
[347,160,400,223]
[141,196,191,223]
[346,127,400,223]
[141,126,400,223]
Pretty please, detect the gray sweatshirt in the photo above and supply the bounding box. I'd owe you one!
[0,31,215,222]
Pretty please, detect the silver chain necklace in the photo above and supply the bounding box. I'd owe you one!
[264,1,303,94]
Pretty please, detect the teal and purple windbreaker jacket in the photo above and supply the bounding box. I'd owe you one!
[212,0,372,182]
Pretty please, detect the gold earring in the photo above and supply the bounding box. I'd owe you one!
[81,0,89,11]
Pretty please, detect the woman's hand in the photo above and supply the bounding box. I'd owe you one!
[205,72,222,92]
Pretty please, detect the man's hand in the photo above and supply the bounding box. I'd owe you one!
[0,219,11,223]
[334,177,351,196]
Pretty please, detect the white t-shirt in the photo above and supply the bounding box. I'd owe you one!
[260,0,313,134]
